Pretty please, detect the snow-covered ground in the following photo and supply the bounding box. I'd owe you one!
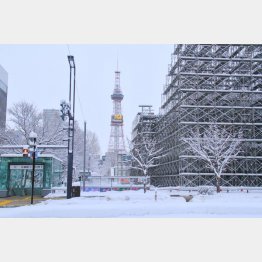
[1,189,262,218]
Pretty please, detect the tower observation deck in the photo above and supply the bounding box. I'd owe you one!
[108,70,126,158]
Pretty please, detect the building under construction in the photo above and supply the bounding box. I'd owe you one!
[131,105,159,176]
[139,44,262,187]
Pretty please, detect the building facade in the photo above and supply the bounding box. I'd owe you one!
[0,65,8,129]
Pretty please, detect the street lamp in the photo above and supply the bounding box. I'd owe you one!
[68,55,75,68]
[67,55,76,199]
[29,131,37,204]
[60,55,76,199]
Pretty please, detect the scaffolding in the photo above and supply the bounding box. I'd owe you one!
[150,44,262,187]
[131,105,159,176]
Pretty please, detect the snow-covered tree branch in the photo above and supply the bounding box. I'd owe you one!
[128,136,165,181]
[8,101,43,144]
[1,101,101,183]
[72,121,100,180]
[182,125,242,192]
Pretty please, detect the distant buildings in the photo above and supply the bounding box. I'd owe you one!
[0,65,8,129]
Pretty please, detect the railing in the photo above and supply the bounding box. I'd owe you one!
[81,176,150,192]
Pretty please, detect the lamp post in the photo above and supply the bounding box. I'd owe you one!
[29,131,37,204]
[60,55,76,199]
[67,55,76,199]
[83,121,86,192]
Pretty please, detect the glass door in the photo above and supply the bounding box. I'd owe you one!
[9,164,44,196]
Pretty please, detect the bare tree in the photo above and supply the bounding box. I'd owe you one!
[128,136,165,192]
[0,101,67,158]
[5,101,65,145]
[0,127,22,145]
[8,101,42,144]
[1,101,101,183]
[0,127,23,154]
[85,130,100,155]
[38,121,65,145]
[182,125,242,193]
[73,121,100,180]
[0,101,43,154]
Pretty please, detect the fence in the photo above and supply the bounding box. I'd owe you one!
[81,176,149,192]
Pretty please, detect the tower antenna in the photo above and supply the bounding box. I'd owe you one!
[107,64,126,171]
[116,52,119,71]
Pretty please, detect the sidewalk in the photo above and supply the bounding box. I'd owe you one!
[0,196,65,207]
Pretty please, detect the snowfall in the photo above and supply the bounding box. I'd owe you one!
[1,187,262,218]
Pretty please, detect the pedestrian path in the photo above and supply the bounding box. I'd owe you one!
[0,199,12,207]
[0,196,47,207]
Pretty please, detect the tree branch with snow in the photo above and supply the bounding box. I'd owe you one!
[128,135,166,191]
[182,125,242,192]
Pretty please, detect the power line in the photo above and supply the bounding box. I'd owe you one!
[75,82,86,123]
[66,44,71,55]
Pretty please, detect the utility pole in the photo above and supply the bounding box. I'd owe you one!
[83,121,86,191]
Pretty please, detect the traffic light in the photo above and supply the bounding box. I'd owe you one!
[60,100,70,121]
[23,147,29,157]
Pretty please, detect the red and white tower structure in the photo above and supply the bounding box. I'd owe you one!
[108,69,126,164]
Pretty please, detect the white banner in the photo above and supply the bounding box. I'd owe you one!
[10,165,43,170]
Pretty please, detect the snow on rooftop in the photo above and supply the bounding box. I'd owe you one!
[0,153,63,162]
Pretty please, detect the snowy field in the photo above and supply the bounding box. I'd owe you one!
[1,188,262,218]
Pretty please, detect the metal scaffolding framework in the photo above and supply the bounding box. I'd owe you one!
[149,44,262,187]
[131,105,158,176]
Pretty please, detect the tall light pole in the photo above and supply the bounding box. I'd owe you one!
[83,121,86,191]
[67,55,76,199]
[60,56,76,199]
[29,131,37,204]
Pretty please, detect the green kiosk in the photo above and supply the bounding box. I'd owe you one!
[0,154,64,197]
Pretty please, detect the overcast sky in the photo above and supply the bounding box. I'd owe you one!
[0,44,174,154]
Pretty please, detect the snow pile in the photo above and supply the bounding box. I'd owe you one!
[198,186,215,195]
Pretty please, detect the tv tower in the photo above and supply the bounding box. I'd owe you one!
[108,65,126,163]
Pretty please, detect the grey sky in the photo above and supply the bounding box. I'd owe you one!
[0,44,174,154]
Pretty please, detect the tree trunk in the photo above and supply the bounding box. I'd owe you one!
[216,176,221,193]
[143,171,147,193]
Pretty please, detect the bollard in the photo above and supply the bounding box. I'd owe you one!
[155,189,157,201]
